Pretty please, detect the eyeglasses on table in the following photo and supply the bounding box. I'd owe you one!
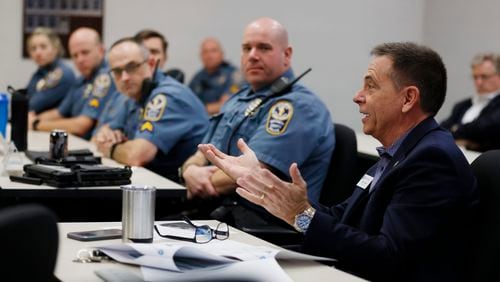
[154,216,229,244]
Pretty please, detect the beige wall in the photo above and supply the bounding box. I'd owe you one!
[1,0,425,131]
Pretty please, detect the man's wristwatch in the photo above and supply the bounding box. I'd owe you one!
[293,206,316,233]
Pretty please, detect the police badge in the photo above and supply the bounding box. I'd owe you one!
[245,98,263,116]
[36,78,47,91]
[83,84,93,98]
[217,75,227,85]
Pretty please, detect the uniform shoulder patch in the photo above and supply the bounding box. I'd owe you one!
[44,68,63,90]
[144,94,167,122]
[266,100,294,136]
[92,73,111,98]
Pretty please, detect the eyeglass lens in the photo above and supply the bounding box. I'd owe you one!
[111,60,146,77]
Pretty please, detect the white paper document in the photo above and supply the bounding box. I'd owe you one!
[97,239,334,282]
[141,258,292,282]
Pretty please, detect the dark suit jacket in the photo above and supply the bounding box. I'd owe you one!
[302,118,479,282]
[441,94,500,151]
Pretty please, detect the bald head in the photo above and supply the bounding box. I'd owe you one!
[241,17,292,90]
[68,27,104,78]
[69,27,101,47]
[245,17,289,49]
[200,37,225,73]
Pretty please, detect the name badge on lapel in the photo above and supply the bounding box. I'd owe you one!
[356,174,373,190]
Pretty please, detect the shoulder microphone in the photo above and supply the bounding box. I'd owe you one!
[139,59,160,106]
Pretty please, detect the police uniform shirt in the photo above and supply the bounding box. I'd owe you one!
[26,58,76,113]
[189,61,244,104]
[205,69,335,203]
[127,72,210,180]
[92,90,131,136]
[58,60,114,119]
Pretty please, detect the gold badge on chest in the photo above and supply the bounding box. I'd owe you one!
[245,98,263,117]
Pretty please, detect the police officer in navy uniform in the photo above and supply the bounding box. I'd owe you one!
[95,37,208,181]
[92,29,172,138]
[26,27,76,114]
[189,37,244,115]
[181,18,334,219]
[29,27,114,140]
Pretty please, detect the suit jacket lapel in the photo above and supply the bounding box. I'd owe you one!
[341,117,440,223]
[341,165,377,221]
[481,94,500,114]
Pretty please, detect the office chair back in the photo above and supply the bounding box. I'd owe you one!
[320,123,358,206]
[165,68,185,84]
[0,204,59,281]
[469,150,500,281]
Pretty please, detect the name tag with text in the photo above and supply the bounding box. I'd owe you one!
[356,174,373,190]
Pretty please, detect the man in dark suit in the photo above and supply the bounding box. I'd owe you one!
[198,42,479,281]
[441,53,500,151]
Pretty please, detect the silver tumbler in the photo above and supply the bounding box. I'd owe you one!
[121,185,156,243]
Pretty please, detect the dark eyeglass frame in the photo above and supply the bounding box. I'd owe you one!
[154,216,229,244]
[109,59,148,78]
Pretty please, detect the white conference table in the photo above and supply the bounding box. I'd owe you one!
[56,221,366,282]
[0,131,186,222]
[355,132,481,164]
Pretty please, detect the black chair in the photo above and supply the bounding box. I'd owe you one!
[165,68,185,84]
[0,204,59,281]
[320,123,358,206]
[468,150,500,281]
[232,123,359,246]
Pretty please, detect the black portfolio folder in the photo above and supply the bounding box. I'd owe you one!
[22,164,132,188]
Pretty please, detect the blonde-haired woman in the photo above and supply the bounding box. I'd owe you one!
[26,27,75,114]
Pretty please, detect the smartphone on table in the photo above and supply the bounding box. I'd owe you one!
[67,229,122,241]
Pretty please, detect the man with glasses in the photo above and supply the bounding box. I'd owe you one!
[94,37,208,181]
[441,53,500,151]
[92,29,171,138]
[29,27,114,139]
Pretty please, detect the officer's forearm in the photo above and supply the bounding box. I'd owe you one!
[112,139,156,167]
[36,116,93,137]
[37,108,62,121]
[181,150,208,172]
[210,169,237,194]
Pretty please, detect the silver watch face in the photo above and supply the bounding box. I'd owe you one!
[296,213,312,231]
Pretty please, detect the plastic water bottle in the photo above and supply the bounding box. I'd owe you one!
[0,93,8,138]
